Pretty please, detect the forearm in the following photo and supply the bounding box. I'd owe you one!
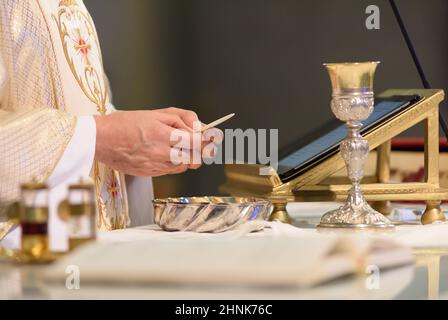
[93,114,111,164]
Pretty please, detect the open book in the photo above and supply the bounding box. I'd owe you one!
[45,224,413,288]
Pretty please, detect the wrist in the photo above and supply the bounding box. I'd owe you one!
[94,115,108,162]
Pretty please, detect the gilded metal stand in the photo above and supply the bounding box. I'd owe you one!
[220,89,447,225]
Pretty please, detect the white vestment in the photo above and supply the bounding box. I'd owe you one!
[0,0,153,251]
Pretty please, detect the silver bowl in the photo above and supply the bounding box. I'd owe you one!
[153,196,271,233]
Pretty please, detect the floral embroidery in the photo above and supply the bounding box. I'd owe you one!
[52,0,107,114]
[74,30,91,63]
[101,175,122,210]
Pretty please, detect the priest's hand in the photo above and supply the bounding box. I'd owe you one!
[94,108,222,177]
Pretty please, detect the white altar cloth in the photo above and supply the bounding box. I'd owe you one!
[98,202,448,250]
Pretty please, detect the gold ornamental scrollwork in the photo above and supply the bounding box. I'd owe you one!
[52,0,107,115]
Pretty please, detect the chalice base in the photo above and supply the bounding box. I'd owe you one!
[318,201,394,229]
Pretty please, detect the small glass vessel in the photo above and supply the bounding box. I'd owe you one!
[59,180,96,250]
[19,180,50,259]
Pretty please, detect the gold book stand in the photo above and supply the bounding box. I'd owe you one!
[220,89,447,225]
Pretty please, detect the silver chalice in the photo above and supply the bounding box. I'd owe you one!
[318,62,394,228]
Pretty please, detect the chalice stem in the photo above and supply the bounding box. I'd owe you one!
[347,182,364,207]
[343,121,368,207]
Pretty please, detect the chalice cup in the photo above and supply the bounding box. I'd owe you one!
[318,62,394,228]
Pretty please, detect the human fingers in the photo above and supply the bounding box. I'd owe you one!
[202,127,224,144]
[168,127,202,152]
[157,112,192,131]
[169,147,202,169]
[160,107,200,130]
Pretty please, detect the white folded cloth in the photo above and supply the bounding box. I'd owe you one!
[99,219,448,249]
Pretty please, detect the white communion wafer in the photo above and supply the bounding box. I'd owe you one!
[199,113,235,132]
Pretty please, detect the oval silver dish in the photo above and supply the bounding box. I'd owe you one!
[153,196,271,233]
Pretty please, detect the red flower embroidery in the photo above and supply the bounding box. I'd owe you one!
[74,28,91,64]
[107,178,119,203]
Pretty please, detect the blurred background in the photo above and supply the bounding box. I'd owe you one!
[85,0,448,197]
